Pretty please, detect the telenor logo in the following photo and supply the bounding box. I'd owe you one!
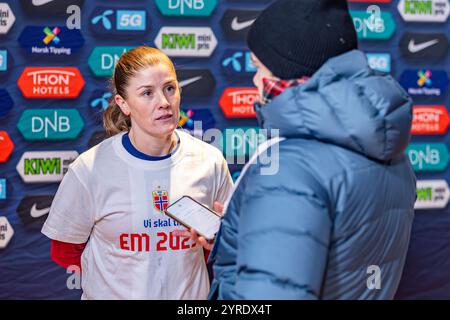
[18,67,85,99]
[222,49,256,76]
[16,195,54,228]
[0,131,14,163]
[17,109,84,140]
[220,9,260,40]
[155,27,217,57]
[400,32,449,60]
[88,46,134,77]
[16,151,79,183]
[399,69,449,97]
[398,0,450,22]
[90,7,148,36]
[156,0,217,16]
[0,216,14,249]
[407,143,450,172]
[0,3,15,35]
[412,105,450,135]
[350,10,396,40]
[18,26,84,56]
[219,88,258,118]
[415,180,450,210]
[89,90,112,123]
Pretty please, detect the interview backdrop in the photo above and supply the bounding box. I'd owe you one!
[0,0,449,299]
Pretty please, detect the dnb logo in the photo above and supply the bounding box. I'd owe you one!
[221,49,256,76]
[89,90,112,123]
[153,189,169,213]
[18,26,84,56]
[222,127,267,161]
[398,0,450,22]
[155,27,217,57]
[219,88,259,118]
[399,69,449,97]
[17,67,85,99]
[90,7,148,36]
[406,143,449,172]
[156,0,217,16]
[412,105,450,135]
[0,131,14,163]
[366,53,391,73]
[0,216,14,249]
[350,9,396,40]
[88,46,133,77]
[17,109,84,140]
[17,195,54,228]
[0,3,15,35]
[176,69,215,98]
[0,89,14,118]
[415,180,450,210]
[16,151,79,183]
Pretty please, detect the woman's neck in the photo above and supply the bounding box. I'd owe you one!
[128,128,176,157]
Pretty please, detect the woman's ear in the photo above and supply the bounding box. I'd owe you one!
[115,94,130,116]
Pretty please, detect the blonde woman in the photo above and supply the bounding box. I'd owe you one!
[41,46,233,300]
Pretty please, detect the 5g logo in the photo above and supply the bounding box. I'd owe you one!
[367,265,381,290]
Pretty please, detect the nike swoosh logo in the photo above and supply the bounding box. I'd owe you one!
[30,204,50,218]
[32,0,54,6]
[231,17,256,31]
[179,76,203,88]
[408,39,439,53]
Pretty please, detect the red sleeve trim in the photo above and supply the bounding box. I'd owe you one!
[50,240,86,272]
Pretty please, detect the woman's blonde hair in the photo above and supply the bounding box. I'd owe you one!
[103,46,177,136]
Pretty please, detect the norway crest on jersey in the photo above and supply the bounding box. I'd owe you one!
[152,189,169,213]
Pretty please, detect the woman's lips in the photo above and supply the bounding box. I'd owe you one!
[156,114,173,121]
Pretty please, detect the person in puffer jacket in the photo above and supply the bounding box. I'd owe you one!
[208,0,416,300]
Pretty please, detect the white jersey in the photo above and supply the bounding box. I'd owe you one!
[41,130,233,300]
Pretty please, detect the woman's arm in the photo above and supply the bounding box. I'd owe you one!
[50,240,86,270]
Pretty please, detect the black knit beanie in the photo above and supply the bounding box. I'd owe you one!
[247,0,358,79]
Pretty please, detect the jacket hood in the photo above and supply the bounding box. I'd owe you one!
[255,50,413,161]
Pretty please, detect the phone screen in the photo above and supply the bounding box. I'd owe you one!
[164,196,221,240]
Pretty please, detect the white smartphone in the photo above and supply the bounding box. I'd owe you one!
[164,196,222,241]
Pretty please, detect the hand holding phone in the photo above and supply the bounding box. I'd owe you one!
[164,196,222,241]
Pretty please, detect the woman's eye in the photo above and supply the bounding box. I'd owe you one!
[143,90,152,96]
[166,86,175,93]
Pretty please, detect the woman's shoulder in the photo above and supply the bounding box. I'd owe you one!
[177,129,224,161]
[70,132,121,173]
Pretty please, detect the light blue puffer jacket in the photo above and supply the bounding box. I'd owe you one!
[208,50,416,300]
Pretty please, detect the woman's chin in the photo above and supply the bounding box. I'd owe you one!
[153,123,177,136]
